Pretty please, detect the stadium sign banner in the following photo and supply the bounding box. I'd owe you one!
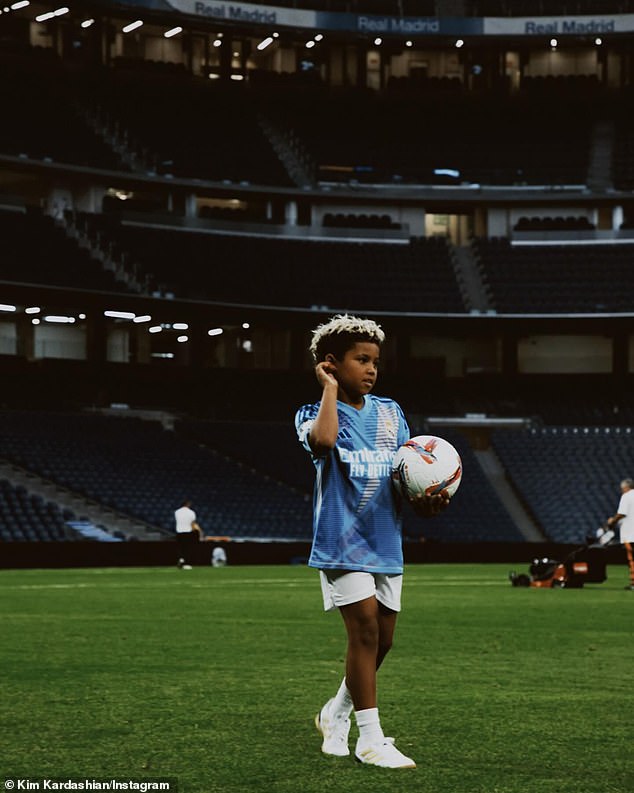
[152,1,482,35]
[99,2,634,36]
[484,14,634,35]
[322,13,481,35]
[164,0,315,26]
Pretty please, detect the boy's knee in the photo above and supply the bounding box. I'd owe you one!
[361,622,380,648]
[350,616,380,650]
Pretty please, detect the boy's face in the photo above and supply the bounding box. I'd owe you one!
[327,341,380,406]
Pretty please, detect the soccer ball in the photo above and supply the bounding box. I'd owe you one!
[391,435,462,501]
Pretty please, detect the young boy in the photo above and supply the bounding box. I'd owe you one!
[295,314,447,769]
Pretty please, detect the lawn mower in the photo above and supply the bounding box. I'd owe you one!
[509,526,615,589]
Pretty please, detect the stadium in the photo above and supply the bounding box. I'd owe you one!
[1,1,633,790]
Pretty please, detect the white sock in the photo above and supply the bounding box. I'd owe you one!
[355,707,384,744]
[331,678,353,718]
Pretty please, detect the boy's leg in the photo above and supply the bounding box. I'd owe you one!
[341,597,415,768]
[315,595,385,757]
[315,572,377,757]
[328,603,396,717]
[315,571,413,766]
[376,601,398,670]
[340,596,380,710]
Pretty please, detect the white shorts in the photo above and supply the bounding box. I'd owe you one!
[319,570,403,613]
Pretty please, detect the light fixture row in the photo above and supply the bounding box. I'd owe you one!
[28,6,610,50]
[0,304,249,337]
[0,0,30,16]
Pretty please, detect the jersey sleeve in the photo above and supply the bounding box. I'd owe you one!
[295,402,319,455]
[394,401,410,446]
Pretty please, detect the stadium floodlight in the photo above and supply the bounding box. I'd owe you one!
[44,315,75,323]
[81,18,95,28]
[434,168,461,179]
[104,310,135,320]
[176,335,188,343]
[133,315,152,323]
[11,1,30,9]
[122,20,143,33]
[25,306,40,314]
[208,328,223,337]
[257,36,274,51]
[0,303,17,312]
[164,26,182,38]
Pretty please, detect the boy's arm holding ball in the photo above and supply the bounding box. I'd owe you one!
[409,491,451,518]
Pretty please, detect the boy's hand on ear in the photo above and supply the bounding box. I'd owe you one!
[315,361,338,390]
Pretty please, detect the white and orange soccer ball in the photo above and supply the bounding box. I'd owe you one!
[391,435,462,501]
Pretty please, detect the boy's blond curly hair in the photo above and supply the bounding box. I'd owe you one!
[309,314,385,363]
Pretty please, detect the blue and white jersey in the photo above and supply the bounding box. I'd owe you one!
[295,394,410,574]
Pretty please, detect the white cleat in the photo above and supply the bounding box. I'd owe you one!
[355,737,416,769]
[314,698,351,757]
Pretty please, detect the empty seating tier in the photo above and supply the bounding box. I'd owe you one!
[0,207,128,293]
[0,411,312,540]
[492,426,632,543]
[0,479,78,542]
[87,219,466,312]
[474,237,634,313]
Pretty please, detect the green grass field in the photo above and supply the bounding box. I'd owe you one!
[1,564,632,793]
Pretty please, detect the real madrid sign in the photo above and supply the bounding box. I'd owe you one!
[165,0,314,27]
[483,14,634,36]
[116,1,634,37]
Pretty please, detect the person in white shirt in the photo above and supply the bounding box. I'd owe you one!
[174,499,201,570]
[606,478,634,590]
